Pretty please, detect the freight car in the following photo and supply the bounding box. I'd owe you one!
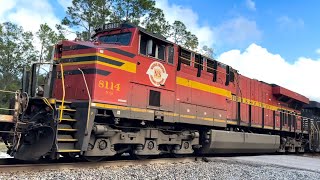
[0,22,319,161]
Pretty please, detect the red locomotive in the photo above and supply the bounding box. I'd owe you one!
[0,22,318,161]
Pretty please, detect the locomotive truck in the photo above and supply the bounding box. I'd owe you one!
[0,22,319,161]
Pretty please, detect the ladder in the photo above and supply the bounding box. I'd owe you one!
[56,100,80,153]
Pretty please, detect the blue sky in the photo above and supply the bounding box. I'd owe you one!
[163,0,320,62]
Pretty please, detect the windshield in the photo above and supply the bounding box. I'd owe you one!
[98,32,132,45]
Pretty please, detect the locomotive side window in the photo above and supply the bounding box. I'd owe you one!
[194,54,203,70]
[179,49,191,66]
[139,35,148,55]
[230,71,235,82]
[207,59,218,82]
[225,65,230,86]
[157,44,165,60]
[207,59,214,73]
[139,34,165,61]
[168,46,174,64]
[202,57,207,71]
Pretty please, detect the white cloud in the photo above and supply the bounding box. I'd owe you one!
[277,16,304,30]
[218,43,320,101]
[245,0,256,11]
[156,0,262,49]
[57,0,72,11]
[156,0,216,48]
[0,0,16,21]
[1,0,59,33]
[214,17,262,47]
[0,0,76,50]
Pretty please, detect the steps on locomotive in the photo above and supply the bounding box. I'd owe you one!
[57,124,78,132]
[57,134,78,142]
[58,106,76,112]
[55,101,81,153]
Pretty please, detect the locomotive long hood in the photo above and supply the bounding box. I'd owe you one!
[272,85,309,104]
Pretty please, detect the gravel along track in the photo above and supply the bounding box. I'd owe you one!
[0,155,320,180]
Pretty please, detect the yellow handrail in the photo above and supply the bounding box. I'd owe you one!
[78,68,91,133]
[42,97,53,110]
[59,64,65,122]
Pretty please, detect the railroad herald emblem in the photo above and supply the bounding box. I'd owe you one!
[146,62,168,87]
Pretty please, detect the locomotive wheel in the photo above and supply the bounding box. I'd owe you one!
[82,156,106,162]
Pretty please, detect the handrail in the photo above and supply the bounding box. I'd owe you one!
[0,108,15,111]
[0,90,19,94]
[78,68,92,134]
[42,97,54,110]
[59,64,66,122]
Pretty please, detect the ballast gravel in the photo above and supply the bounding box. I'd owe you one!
[1,156,320,180]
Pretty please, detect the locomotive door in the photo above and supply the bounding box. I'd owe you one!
[250,80,259,125]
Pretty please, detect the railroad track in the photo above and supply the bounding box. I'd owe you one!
[0,156,200,172]
[0,152,318,173]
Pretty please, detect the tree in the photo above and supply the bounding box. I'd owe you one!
[59,0,199,50]
[0,22,37,112]
[0,22,37,90]
[170,20,199,50]
[170,21,186,45]
[60,0,111,40]
[110,0,155,25]
[184,32,198,50]
[143,7,171,37]
[201,45,214,58]
[37,23,65,63]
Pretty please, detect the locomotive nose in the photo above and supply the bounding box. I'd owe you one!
[14,126,55,161]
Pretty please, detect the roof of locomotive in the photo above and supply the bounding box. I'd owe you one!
[92,22,172,44]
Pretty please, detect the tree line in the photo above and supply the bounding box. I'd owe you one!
[0,0,214,99]
[58,0,202,50]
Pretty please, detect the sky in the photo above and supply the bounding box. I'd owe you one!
[1,0,320,101]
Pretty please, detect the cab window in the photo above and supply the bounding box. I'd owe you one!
[98,32,132,45]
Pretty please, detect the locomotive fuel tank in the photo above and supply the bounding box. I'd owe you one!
[201,130,280,154]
